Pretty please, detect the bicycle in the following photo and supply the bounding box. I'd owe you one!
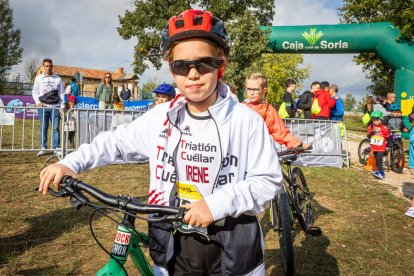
[43,176,209,276]
[358,130,405,173]
[269,146,322,276]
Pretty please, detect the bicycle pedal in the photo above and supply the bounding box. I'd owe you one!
[307,226,322,237]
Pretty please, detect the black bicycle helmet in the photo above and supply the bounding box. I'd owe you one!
[160,9,231,56]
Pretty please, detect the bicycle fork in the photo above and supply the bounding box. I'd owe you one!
[97,214,153,276]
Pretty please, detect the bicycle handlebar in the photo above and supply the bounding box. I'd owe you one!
[49,176,184,220]
[277,145,313,157]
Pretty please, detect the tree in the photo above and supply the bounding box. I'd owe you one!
[339,0,414,96]
[0,0,23,83]
[23,57,39,83]
[117,1,275,90]
[344,93,357,111]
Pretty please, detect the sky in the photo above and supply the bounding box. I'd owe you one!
[9,0,371,101]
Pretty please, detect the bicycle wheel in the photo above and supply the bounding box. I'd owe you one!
[358,138,371,165]
[291,167,313,232]
[276,191,295,276]
[390,141,405,174]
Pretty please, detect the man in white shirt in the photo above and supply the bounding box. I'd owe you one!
[32,58,65,156]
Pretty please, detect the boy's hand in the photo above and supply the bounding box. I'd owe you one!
[302,143,311,149]
[182,199,214,227]
[39,164,76,195]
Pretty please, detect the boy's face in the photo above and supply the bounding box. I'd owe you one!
[245,79,266,103]
[157,94,171,104]
[171,39,222,110]
[391,110,400,117]
[372,118,381,126]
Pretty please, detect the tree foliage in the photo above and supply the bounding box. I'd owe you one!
[0,0,23,83]
[118,0,303,96]
[344,93,357,111]
[339,0,414,96]
[24,57,39,83]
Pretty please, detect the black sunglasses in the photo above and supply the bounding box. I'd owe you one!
[169,57,223,76]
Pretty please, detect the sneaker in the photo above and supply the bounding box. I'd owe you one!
[380,171,385,178]
[53,148,62,158]
[405,207,414,219]
[37,148,47,157]
[373,171,384,179]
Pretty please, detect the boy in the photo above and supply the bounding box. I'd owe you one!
[152,83,176,105]
[382,103,408,133]
[38,9,282,275]
[367,110,390,179]
[282,78,297,118]
[243,73,309,149]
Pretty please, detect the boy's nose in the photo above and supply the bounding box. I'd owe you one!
[187,66,200,79]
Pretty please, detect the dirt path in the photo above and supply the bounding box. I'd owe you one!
[346,132,414,200]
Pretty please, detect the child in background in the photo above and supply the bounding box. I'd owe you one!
[112,93,125,110]
[367,110,390,179]
[152,83,176,105]
[64,95,77,149]
[38,9,282,275]
[243,73,309,149]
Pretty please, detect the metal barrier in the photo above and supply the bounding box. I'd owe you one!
[0,106,349,167]
[0,106,145,161]
[283,118,350,168]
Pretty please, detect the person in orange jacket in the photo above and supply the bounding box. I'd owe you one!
[242,72,310,149]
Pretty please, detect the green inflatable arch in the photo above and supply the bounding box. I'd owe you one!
[263,22,414,116]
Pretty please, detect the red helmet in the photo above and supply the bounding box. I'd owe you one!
[160,9,231,56]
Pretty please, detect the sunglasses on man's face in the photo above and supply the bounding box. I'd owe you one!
[169,57,223,76]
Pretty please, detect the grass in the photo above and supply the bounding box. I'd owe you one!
[1,152,413,275]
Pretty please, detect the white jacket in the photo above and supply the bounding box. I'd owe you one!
[59,83,283,274]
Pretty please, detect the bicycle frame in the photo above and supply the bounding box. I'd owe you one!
[97,214,153,276]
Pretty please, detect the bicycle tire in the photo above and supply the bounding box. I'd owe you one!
[390,141,405,174]
[276,191,295,276]
[358,138,371,165]
[291,167,313,232]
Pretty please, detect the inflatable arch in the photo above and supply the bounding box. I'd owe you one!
[263,22,414,115]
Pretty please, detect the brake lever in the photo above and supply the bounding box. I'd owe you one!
[33,186,70,197]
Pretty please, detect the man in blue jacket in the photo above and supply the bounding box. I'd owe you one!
[329,84,344,121]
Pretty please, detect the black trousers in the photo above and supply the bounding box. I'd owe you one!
[374,151,384,171]
[167,230,222,275]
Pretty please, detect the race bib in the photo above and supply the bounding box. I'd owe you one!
[371,135,384,146]
[176,182,202,202]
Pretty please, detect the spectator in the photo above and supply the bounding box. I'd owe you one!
[297,82,317,119]
[320,81,330,92]
[120,83,131,101]
[373,96,390,117]
[383,92,396,112]
[312,81,336,120]
[363,96,374,115]
[152,83,176,105]
[64,95,77,149]
[69,77,79,97]
[282,78,297,118]
[96,73,113,109]
[329,84,344,121]
[112,93,125,110]
[32,58,65,157]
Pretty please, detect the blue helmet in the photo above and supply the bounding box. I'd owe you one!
[153,83,176,97]
[389,103,401,111]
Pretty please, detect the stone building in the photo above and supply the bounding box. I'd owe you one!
[34,65,139,99]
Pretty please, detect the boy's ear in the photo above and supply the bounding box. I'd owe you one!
[218,58,227,80]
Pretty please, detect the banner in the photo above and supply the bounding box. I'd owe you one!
[0,95,154,119]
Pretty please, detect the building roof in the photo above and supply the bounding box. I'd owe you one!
[37,65,138,81]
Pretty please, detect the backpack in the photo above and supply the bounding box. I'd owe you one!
[311,98,321,115]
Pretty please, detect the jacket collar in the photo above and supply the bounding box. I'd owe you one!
[167,82,235,126]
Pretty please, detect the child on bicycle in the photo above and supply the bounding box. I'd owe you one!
[38,9,282,275]
[367,110,390,179]
[242,73,310,150]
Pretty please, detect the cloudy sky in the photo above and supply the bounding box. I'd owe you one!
[9,0,370,101]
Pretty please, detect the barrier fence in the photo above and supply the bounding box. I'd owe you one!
[0,106,349,167]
